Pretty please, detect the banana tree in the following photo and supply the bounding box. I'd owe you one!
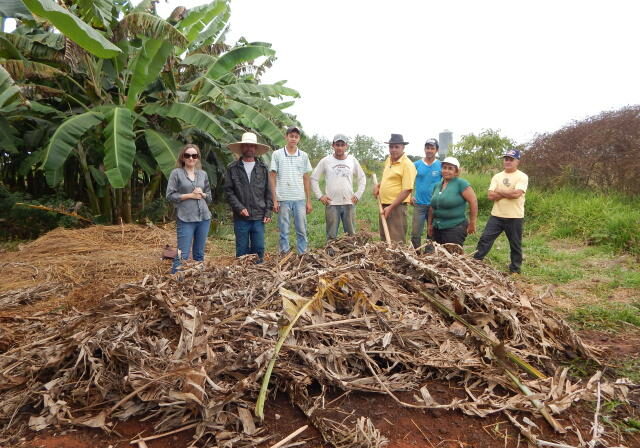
[2,0,301,223]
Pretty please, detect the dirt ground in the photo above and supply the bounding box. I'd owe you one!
[2,226,639,448]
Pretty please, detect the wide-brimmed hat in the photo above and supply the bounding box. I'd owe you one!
[227,132,271,156]
[385,134,409,145]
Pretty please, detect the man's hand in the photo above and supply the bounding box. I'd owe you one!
[467,220,476,235]
[373,184,380,197]
[427,224,434,238]
[382,204,394,219]
[263,216,271,223]
[240,209,250,217]
[351,196,359,204]
[306,201,313,214]
[319,195,331,206]
[273,200,280,213]
[410,196,416,206]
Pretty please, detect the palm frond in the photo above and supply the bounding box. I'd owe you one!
[116,12,188,48]
[1,59,65,81]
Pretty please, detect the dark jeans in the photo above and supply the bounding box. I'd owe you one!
[474,216,524,273]
[411,204,430,248]
[234,219,265,262]
[172,218,211,273]
[325,204,355,240]
[433,220,468,246]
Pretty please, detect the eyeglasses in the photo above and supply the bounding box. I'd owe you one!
[183,153,199,159]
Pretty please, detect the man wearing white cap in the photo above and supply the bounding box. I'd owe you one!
[311,134,366,240]
[224,132,273,263]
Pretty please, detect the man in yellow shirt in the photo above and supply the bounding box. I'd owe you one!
[373,134,417,242]
[473,149,528,273]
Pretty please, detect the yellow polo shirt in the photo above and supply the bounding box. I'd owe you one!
[379,154,417,204]
[489,170,528,218]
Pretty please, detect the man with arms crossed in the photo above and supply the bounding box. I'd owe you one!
[411,138,442,250]
[269,126,313,254]
[311,134,366,240]
[373,133,417,243]
[473,149,528,274]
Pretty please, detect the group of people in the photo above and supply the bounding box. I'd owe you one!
[165,127,528,275]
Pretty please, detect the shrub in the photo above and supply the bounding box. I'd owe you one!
[525,106,640,195]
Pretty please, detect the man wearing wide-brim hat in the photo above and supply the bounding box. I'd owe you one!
[373,134,417,243]
[223,132,273,263]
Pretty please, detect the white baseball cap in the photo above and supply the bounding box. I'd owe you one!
[442,156,460,169]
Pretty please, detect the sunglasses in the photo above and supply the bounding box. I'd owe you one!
[183,153,199,159]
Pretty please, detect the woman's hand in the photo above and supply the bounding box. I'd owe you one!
[467,220,476,235]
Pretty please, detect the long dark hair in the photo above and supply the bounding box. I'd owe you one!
[176,144,202,169]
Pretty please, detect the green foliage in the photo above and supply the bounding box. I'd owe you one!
[568,302,640,330]
[2,0,300,225]
[298,134,331,163]
[22,0,121,58]
[349,134,385,172]
[0,184,82,239]
[450,129,516,173]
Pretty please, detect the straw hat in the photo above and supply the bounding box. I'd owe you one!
[227,132,271,156]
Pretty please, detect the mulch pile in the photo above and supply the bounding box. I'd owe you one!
[0,233,635,448]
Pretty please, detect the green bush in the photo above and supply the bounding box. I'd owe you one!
[0,184,83,240]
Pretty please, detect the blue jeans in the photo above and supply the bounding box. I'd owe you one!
[325,204,355,240]
[278,199,307,253]
[234,219,265,262]
[411,204,430,249]
[172,218,210,273]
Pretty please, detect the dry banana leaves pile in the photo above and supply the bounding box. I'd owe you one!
[0,235,632,447]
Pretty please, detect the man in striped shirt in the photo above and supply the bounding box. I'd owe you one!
[269,126,313,253]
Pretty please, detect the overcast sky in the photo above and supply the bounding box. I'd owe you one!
[205,0,640,155]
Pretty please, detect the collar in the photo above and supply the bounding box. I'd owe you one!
[387,153,409,165]
[283,147,300,157]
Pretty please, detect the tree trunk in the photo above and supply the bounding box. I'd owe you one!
[101,186,113,223]
[144,171,163,203]
[75,145,101,215]
[122,181,132,223]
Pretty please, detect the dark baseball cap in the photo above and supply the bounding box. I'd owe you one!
[424,138,439,148]
[501,149,521,159]
[286,126,301,135]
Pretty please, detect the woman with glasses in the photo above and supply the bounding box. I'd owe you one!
[166,144,212,273]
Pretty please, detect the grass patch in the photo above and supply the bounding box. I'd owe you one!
[568,302,640,330]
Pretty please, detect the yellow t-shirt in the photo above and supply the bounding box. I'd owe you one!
[379,154,417,204]
[489,170,529,218]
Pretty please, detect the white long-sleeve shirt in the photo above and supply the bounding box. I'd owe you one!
[311,154,366,205]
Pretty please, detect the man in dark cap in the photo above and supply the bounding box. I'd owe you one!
[373,134,417,243]
[474,149,529,273]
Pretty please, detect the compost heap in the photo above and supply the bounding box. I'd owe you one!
[0,235,631,448]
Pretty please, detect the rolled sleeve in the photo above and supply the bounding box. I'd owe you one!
[166,170,182,203]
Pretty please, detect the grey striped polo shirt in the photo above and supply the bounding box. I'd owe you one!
[270,147,312,201]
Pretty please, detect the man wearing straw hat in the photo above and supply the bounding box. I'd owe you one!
[224,132,273,263]
[311,134,366,241]
[373,133,417,243]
